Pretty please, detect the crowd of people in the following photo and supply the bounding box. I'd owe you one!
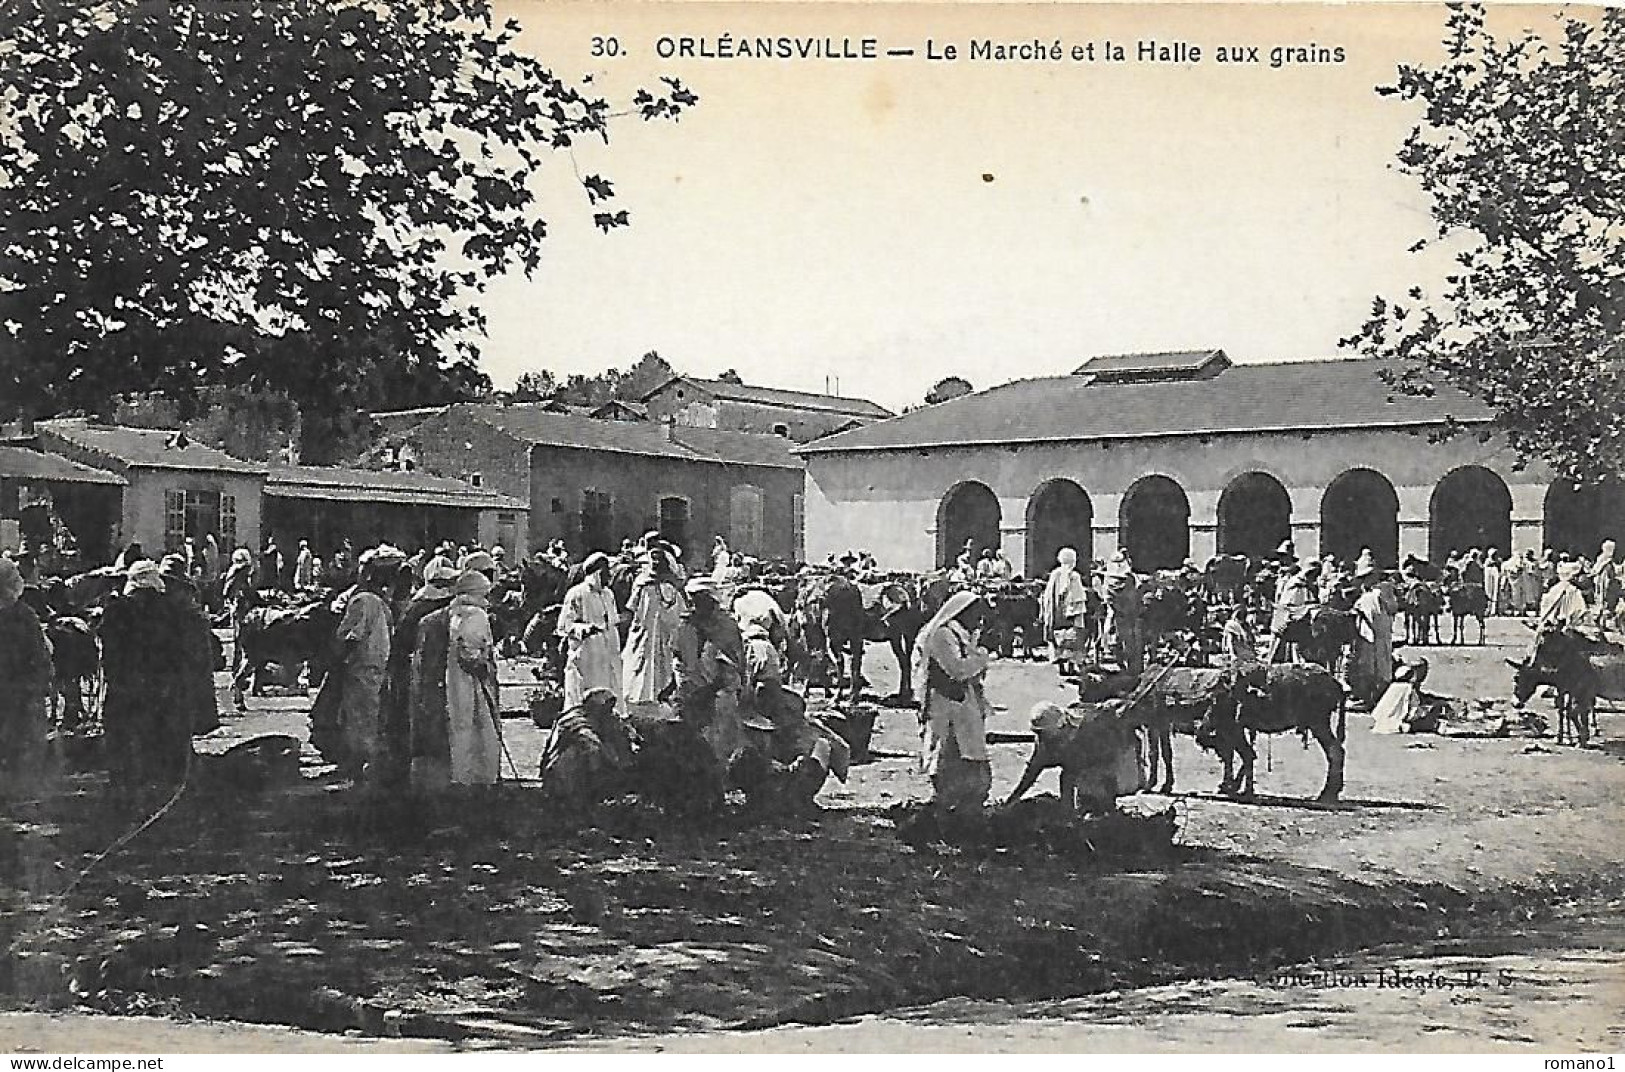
[0,550,219,796]
[1,523,1619,816]
[913,535,1625,815]
[0,531,851,814]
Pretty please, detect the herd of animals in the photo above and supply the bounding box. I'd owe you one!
[17,549,1624,805]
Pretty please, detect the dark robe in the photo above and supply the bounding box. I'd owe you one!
[0,600,52,785]
[161,580,221,736]
[407,605,453,774]
[380,592,452,784]
[101,589,194,788]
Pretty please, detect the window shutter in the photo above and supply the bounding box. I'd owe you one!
[220,493,238,549]
[164,490,185,552]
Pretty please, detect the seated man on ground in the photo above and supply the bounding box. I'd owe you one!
[538,687,636,808]
[737,622,850,810]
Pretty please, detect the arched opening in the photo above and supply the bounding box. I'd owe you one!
[1320,468,1399,566]
[937,481,1001,568]
[1119,475,1189,572]
[1216,472,1292,560]
[1430,465,1512,562]
[1026,479,1093,577]
[1544,478,1625,558]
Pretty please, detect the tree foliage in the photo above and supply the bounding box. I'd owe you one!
[501,370,561,403]
[1344,3,1624,482]
[924,376,973,405]
[715,368,744,385]
[0,0,694,461]
[494,351,674,408]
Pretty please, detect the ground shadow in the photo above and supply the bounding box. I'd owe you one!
[1165,790,1438,813]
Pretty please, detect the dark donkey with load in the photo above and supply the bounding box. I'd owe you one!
[1078,659,1347,803]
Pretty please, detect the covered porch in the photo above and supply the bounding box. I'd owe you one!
[263,466,526,559]
[0,445,126,569]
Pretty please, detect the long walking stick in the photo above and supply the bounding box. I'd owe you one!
[477,673,522,781]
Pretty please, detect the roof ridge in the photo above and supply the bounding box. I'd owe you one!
[642,374,891,414]
[799,355,1490,455]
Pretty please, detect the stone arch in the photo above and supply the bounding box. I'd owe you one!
[937,481,1001,569]
[1544,478,1625,558]
[1026,479,1093,576]
[1216,471,1293,560]
[1320,468,1399,566]
[1119,475,1190,572]
[1430,465,1512,562]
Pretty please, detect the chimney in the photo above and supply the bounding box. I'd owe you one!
[469,472,483,488]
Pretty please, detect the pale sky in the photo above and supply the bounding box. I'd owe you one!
[475,2,1568,411]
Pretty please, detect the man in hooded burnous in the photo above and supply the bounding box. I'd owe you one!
[100,560,193,790]
[913,592,995,812]
[1040,547,1090,676]
[410,570,502,788]
[621,544,687,720]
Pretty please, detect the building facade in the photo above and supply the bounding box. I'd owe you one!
[798,353,1625,576]
[263,465,528,558]
[366,403,806,566]
[36,420,267,559]
[0,444,127,563]
[10,420,513,567]
[640,376,893,443]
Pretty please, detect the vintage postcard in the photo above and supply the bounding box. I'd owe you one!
[0,0,1621,1059]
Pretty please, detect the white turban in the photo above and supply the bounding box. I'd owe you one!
[124,560,166,595]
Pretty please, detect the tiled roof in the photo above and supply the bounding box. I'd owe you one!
[265,465,527,510]
[591,399,648,420]
[1074,349,1230,378]
[370,406,447,438]
[0,446,126,486]
[463,405,803,470]
[37,419,266,473]
[668,426,802,469]
[798,357,1495,456]
[643,376,893,419]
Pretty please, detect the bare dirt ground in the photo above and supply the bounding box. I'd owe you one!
[2,618,1622,1052]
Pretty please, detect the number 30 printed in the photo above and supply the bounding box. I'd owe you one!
[591,36,622,57]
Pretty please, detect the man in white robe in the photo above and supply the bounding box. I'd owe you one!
[622,547,687,718]
[1535,560,1589,635]
[1040,547,1089,673]
[733,584,790,653]
[293,539,316,589]
[558,552,622,709]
